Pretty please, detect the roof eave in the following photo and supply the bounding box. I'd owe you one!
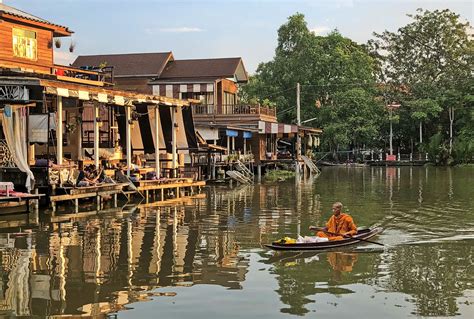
[1,12,73,36]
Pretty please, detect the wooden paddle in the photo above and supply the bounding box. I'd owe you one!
[309,226,384,246]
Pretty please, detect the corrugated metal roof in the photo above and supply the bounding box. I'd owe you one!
[0,3,71,33]
[72,52,173,77]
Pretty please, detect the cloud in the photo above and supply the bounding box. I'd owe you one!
[145,27,204,34]
[310,26,330,35]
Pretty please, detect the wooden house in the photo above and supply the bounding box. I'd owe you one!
[0,3,199,202]
[72,53,322,165]
[0,3,72,74]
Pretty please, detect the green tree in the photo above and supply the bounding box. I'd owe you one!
[406,98,442,145]
[370,9,473,161]
[241,13,381,157]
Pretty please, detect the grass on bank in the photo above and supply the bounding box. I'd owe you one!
[264,170,296,182]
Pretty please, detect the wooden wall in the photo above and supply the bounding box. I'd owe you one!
[221,78,238,94]
[0,18,54,73]
[251,135,266,163]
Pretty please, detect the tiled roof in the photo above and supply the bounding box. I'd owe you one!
[72,52,173,77]
[159,58,246,81]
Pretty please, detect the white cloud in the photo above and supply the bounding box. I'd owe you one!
[145,27,204,34]
[310,26,330,35]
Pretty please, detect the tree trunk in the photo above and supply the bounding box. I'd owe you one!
[448,106,454,155]
[419,121,423,145]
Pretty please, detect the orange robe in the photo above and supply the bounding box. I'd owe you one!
[316,213,357,241]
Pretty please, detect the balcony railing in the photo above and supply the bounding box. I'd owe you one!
[52,65,114,85]
[193,104,276,117]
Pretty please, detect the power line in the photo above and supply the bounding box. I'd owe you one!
[258,85,297,100]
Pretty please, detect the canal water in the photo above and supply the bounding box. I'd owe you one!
[0,167,473,318]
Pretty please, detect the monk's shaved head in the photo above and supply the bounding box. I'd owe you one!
[333,202,343,209]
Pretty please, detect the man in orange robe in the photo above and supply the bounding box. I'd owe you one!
[310,202,357,241]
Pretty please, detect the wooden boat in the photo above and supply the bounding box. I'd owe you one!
[265,227,383,251]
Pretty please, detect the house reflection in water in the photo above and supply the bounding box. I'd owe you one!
[0,200,249,317]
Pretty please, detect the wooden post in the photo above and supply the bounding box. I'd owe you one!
[77,105,83,161]
[171,106,177,177]
[296,83,301,175]
[57,96,63,165]
[94,102,100,169]
[126,106,132,177]
[155,105,160,178]
[207,149,211,180]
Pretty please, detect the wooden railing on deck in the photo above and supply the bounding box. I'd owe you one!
[52,64,114,86]
[193,104,276,117]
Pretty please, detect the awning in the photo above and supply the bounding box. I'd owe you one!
[116,105,198,154]
[225,129,238,137]
[40,79,194,107]
[258,121,298,134]
[243,131,252,139]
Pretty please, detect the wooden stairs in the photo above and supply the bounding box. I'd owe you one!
[301,155,321,175]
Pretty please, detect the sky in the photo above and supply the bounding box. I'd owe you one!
[6,0,473,73]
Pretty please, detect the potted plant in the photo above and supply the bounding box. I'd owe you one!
[69,41,76,53]
[54,38,61,48]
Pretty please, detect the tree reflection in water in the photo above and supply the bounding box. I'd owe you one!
[271,250,379,316]
[377,242,474,317]
[0,167,473,318]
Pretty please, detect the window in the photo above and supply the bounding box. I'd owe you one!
[12,28,37,60]
[224,92,236,106]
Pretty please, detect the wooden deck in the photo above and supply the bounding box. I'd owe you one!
[49,183,129,213]
[139,193,206,208]
[134,179,206,204]
[47,179,206,213]
[0,193,45,214]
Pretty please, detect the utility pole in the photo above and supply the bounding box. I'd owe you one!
[387,103,400,157]
[389,108,393,156]
[296,83,301,173]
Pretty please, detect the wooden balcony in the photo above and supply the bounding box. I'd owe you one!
[193,104,277,124]
[52,64,114,87]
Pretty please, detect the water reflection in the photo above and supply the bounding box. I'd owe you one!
[0,167,472,318]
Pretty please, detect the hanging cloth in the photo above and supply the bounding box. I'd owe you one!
[307,134,313,148]
[1,105,35,192]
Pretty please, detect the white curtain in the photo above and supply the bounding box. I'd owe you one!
[1,105,35,192]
